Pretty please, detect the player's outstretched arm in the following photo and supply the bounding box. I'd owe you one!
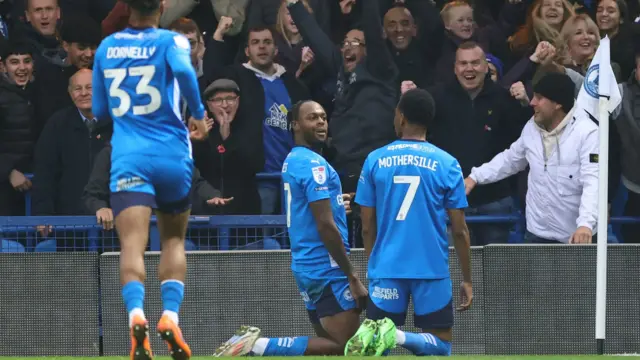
[310,199,356,277]
[448,208,473,312]
[360,205,377,260]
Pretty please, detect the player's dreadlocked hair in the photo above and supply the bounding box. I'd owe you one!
[122,0,162,16]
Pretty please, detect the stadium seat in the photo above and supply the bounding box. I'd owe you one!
[34,239,57,252]
[235,238,282,250]
[0,239,26,253]
[184,239,197,251]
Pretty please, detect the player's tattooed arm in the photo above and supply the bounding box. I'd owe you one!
[309,199,356,277]
[360,205,377,260]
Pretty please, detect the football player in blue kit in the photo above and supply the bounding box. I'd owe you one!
[212,100,370,357]
[91,0,209,359]
[347,88,473,356]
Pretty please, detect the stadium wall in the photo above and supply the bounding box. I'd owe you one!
[1,246,638,356]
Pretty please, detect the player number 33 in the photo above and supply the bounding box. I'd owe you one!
[104,65,162,117]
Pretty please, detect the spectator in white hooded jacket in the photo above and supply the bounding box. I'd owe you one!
[464,72,599,244]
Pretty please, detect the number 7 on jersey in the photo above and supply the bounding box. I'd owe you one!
[394,176,420,221]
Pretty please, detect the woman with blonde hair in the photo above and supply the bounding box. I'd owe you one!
[553,14,600,74]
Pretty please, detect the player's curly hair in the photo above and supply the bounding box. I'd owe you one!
[287,100,315,134]
[398,89,435,130]
[122,0,161,16]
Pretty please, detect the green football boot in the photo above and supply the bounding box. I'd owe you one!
[372,317,397,356]
[344,319,378,356]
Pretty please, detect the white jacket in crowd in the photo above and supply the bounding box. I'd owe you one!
[469,107,599,243]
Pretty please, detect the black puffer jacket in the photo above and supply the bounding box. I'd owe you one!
[0,78,35,180]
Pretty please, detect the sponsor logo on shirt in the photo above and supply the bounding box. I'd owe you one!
[265,104,289,130]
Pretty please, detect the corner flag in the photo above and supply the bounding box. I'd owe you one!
[580,36,622,355]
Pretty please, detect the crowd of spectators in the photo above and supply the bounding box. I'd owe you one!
[0,0,639,249]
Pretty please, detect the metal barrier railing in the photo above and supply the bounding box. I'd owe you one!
[1,215,638,252]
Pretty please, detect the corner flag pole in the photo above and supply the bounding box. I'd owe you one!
[589,36,620,356]
[595,94,609,355]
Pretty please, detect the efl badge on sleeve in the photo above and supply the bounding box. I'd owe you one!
[312,166,327,185]
[174,35,191,50]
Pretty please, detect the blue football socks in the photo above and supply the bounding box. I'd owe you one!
[160,280,184,324]
[399,331,452,356]
[255,337,309,356]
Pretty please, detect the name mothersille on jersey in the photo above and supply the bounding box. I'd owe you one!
[378,154,439,172]
[106,46,158,60]
[378,143,439,171]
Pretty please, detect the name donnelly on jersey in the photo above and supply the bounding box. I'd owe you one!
[106,46,157,59]
[378,155,438,171]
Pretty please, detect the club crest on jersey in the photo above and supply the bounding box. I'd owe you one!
[312,166,326,184]
[343,289,354,302]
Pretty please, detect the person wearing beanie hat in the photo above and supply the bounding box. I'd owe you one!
[531,72,576,124]
[466,72,600,244]
[485,53,503,82]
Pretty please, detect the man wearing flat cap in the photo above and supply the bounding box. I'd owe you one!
[192,78,262,215]
[464,72,599,244]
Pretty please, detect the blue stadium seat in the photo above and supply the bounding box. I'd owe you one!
[1,239,26,253]
[35,239,57,252]
[235,238,282,251]
[184,239,197,251]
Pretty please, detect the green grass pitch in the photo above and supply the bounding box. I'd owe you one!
[3,356,639,360]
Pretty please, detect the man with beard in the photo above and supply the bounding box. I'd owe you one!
[213,100,371,357]
[286,0,398,247]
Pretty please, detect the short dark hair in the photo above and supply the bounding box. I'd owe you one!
[287,100,315,133]
[247,26,275,42]
[60,14,102,46]
[397,89,436,129]
[122,0,161,16]
[2,41,33,62]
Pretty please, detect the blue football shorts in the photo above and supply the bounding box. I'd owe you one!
[110,154,193,217]
[293,267,357,324]
[367,277,453,329]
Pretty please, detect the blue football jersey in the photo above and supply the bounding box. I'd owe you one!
[356,140,468,279]
[282,146,350,272]
[92,27,206,161]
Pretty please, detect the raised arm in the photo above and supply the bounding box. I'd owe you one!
[362,0,398,80]
[287,0,343,76]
